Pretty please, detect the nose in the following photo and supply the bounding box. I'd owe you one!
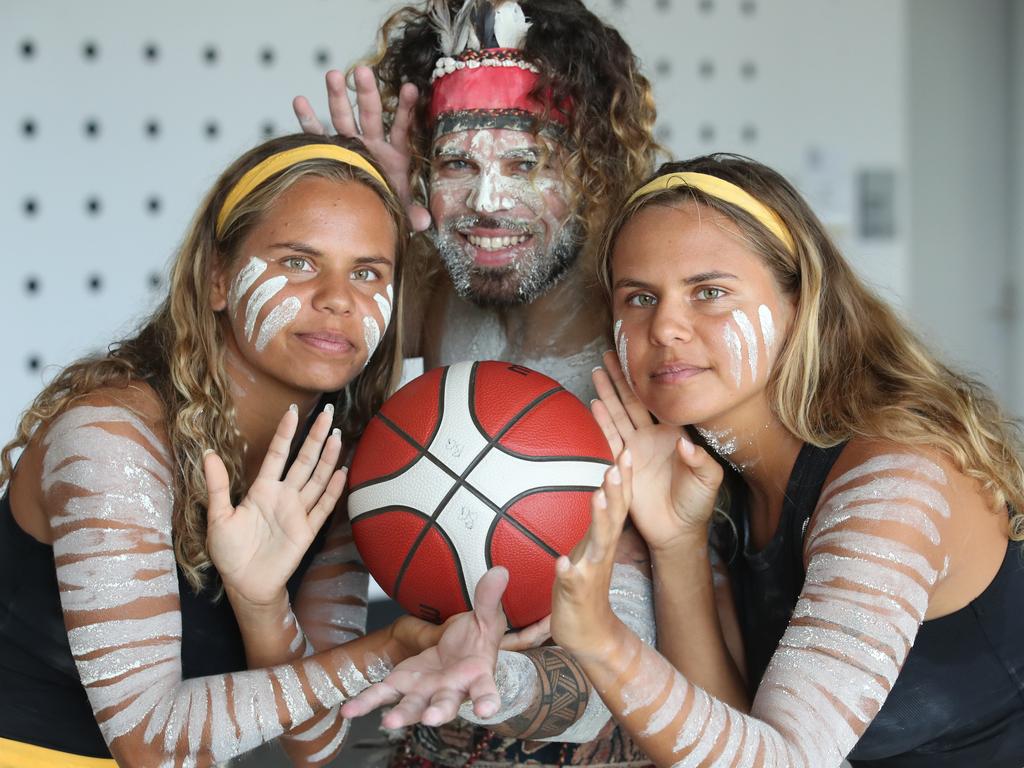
[467,169,514,214]
[649,302,694,346]
[311,276,355,315]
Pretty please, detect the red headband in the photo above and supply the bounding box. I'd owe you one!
[428,48,571,137]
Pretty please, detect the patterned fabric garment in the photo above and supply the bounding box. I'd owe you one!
[394,719,654,767]
[718,442,1024,767]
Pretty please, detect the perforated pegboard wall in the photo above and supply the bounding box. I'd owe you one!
[1,0,907,439]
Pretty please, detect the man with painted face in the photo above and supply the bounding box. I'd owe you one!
[294,1,662,765]
[296,0,658,402]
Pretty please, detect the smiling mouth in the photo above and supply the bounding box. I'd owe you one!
[463,233,532,250]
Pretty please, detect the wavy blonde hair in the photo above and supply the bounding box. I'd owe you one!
[599,154,1024,539]
[1,133,410,590]
[359,0,661,289]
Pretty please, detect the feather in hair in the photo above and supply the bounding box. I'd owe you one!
[429,0,484,55]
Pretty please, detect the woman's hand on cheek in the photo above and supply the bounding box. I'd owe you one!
[622,426,723,554]
[551,451,633,663]
[204,405,345,608]
[590,350,654,458]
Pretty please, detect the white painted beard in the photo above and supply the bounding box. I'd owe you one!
[431,215,583,308]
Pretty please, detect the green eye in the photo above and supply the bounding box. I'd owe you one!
[352,267,378,281]
[283,257,313,272]
[696,287,725,301]
[626,293,657,307]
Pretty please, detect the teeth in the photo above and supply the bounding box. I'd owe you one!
[465,234,529,250]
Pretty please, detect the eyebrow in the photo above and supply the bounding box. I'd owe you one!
[499,147,540,161]
[433,147,469,160]
[613,270,739,290]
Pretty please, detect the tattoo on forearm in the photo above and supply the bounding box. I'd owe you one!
[493,647,591,739]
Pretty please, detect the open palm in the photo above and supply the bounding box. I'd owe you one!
[205,406,345,605]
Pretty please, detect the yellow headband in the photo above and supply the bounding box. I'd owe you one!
[626,171,795,253]
[216,145,392,235]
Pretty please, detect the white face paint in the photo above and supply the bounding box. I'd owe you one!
[731,309,759,382]
[361,283,393,368]
[429,128,581,306]
[722,324,743,388]
[255,296,301,352]
[613,319,635,393]
[244,275,287,342]
[758,304,776,357]
[228,257,268,314]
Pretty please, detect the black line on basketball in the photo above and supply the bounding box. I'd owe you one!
[349,505,435,525]
[489,443,614,465]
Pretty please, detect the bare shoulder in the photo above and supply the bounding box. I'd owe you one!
[811,437,1008,617]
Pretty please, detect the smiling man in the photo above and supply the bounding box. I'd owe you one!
[294,2,660,765]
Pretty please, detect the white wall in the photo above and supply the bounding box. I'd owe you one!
[1,0,912,441]
[907,0,1017,415]
[1013,0,1024,418]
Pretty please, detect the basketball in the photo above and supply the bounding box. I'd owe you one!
[347,360,612,628]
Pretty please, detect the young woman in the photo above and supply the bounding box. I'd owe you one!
[550,155,1024,766]
[0,133,444,767]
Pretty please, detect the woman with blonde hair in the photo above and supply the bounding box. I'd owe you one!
[343,151,1024,766]
[549,153,1024,765]
[0,132,445,767]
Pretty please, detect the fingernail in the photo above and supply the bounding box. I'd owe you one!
[202,448,214,458]
[331,428,341,440]
[679,434,694,455]
[592,366,604,373]
[590,398,599,406]
[595,490,607,508]
[608,466,621,484]
[622,448,632,467]
[289,403,298,414]
[324,403,335,415]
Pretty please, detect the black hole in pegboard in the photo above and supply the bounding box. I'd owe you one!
[204,120,220,140]
[740,60,757,80]
[655,58,672,77]
[85,196,102,216]
[23,198,39,217]
[699,124,716,142]
[314,48,330,67]
[149,272,163,290]
[19,39,36,59]
[83,117,101,139]
[655,0,671,10]
[144,118,161,139]
[260,46,276,66]
[146,195,162,214]
[656,124,673,142]
[24,276,41,295]
[261,121,277,139]
[203,44,219,64]
[741,123,758,143]
[87,273,104,293]
[741,0,757,14]
[698,59,715,79]
[82,40,99,61]
[143,42,160,62]
[21,118,37,138]
[27,355,42,373]
[698,0,714,12]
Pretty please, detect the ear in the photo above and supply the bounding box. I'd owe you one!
[209,255,231,312]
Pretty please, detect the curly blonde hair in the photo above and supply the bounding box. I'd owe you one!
[599,154,1024,539]
[360,0,662,288]
[1,133,409,590]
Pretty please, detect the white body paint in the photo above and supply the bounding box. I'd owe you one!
[758,304,775,356]
[595,453,951,767]
[722,325,743,387]
[255,295,301,352]
[228,257,268,313]
[41,405,376,764]
[732,309,759,382]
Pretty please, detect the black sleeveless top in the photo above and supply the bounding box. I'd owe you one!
[0,490,329,758]
[720,443,1024,767]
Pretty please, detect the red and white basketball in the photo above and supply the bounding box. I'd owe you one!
[347,360,612,628]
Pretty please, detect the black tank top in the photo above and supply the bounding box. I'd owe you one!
[720,442,1024,767]
[0,490,328,758]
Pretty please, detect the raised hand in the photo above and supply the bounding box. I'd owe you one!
[621,425,723,553]
[204,404,345,606]
[293,67,431,231]
[591,349,655,458]
[551,452,633,662]
[340,567,511,727]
